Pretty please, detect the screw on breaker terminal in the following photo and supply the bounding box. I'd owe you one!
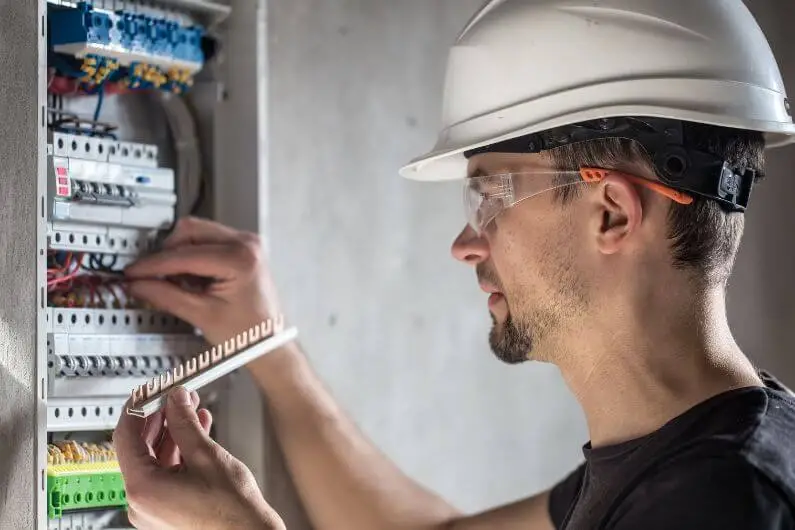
[126,316,298,418]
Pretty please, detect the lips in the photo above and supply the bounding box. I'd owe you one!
[488,292,505,309]
[479,282,501,294]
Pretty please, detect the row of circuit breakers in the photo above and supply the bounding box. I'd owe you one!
[43,1,212,526]
[45,131,204,436]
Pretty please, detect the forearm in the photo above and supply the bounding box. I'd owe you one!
[247,342,461,530]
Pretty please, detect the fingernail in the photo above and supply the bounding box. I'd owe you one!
[170,386,191,406]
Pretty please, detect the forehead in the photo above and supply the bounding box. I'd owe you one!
[466,152,554,178]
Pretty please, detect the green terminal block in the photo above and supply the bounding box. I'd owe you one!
[47,462,127,519]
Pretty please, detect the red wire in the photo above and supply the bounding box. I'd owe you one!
[46,252,83,290]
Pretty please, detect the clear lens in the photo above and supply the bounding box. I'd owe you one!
[464,170,585,233]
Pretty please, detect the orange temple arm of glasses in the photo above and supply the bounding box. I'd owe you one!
[579,168,694,205]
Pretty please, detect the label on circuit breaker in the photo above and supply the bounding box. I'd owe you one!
[53,158,72,198]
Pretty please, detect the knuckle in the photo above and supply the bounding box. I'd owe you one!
[227,459,254,486]
[180,215,201,227]
[233,234,263,269]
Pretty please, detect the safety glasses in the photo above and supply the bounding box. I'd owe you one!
[464,167,694,235]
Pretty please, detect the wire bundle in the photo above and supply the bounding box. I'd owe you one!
[47,441,116,467]
[47,252,134,309]
[152,91,204,216]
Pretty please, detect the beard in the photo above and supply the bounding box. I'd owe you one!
[489,311,533,365]
[478,260,581,365]
[478,263,535,364]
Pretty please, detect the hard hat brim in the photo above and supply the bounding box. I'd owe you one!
[400,79,795,182]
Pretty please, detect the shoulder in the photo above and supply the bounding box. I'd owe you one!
[548,463,586,528]
[608,452,795,530]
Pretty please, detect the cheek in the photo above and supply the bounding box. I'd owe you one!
[490,226,546,293]
[491,215,570,295]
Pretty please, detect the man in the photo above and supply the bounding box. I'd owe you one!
[113,0,795,528]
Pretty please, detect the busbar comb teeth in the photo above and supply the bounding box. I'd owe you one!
[126,315,297,418]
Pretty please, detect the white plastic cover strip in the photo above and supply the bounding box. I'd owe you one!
[48,333,205,360]
[47,308,192,334]
[52,132,159,168]
[47,222,154,255]
[47,397,124,432]
[50,375,176,399]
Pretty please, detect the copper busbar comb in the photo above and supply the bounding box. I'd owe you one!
[126,315,297,418]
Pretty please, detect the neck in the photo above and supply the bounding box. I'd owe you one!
[554,286,762,448]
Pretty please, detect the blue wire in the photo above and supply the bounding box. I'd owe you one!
[93,84,105,122]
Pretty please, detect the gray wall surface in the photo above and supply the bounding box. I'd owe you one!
[729,0,795,386]
[267,0,795,519]
[267,0,588,515]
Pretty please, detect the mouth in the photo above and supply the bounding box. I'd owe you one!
[479,283,505,310]
[487,292,505,310]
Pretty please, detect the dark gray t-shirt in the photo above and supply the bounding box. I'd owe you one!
[549,373,795,530]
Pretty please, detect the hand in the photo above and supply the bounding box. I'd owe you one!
[114,386,285,530]
[124,217,283,345]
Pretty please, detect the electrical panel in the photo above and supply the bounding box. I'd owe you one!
[40,1,226,527]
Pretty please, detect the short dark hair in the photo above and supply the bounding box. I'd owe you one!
[546,122,766,285]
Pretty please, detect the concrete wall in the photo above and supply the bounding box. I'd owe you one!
[729,0,795,386]
[267,0,795,518]
[267,0,587,515]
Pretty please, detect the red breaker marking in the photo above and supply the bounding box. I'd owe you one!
[54,161,72,197]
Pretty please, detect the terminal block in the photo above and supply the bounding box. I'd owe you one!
[48,1,207,93]
[47,441,127,520]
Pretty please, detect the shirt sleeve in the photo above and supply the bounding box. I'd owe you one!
[548,463,586,529]
[608,456,795,530]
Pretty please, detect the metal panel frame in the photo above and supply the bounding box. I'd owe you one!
[203,0,311,526]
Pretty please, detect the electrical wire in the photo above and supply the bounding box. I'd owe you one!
[151,91,205,217]
[93,84,105,124]
[47,251,134,308]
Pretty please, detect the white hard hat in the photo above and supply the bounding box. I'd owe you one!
[400,0,795,183]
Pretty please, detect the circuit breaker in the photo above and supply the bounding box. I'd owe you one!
[0,0,283,526]
[42,2,216,528]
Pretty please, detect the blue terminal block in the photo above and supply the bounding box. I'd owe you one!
[49,2,205,76]
[173,27,205,64]
[50,2,113,49]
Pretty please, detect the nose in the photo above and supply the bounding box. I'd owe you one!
[451,225,489,265]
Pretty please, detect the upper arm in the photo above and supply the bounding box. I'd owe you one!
[448,490,555,530]
[609,457,795,530]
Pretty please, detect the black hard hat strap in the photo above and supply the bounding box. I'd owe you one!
[463,117,754,212]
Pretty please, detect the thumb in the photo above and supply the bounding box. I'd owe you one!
[164,387,217,468]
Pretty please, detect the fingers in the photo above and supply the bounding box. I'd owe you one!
[127,279,209,327]
[162,217,240,249]
[156,391,200,469]
[125,243,241,281]
[114,398,160,480]
[163,387,217,468]
[198,408,213,435]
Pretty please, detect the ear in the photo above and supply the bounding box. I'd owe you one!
[593,175,643,255]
